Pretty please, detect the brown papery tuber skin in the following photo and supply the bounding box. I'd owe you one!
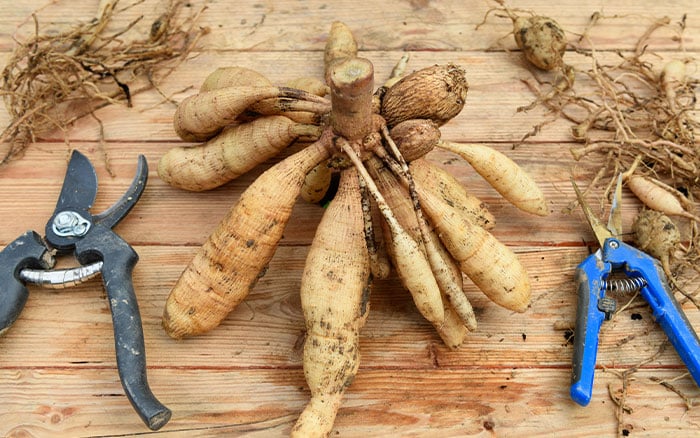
[388,119,440,162]
[381,64,468,127]
[162,130,333,338]
[291,168,370,438]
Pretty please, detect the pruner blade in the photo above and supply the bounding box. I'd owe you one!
[93,155,148,229]
[570,178,614,248]
[607,173,623,239]
[53,150,98,214]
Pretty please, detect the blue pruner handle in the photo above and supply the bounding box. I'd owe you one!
[615,241,700,387]
[570,253,609,406]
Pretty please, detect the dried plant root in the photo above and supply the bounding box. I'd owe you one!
[292,168,370,438]
[339,140,445,328]
[1,0,205,163]
[380,64,468,127]
[174,86,330,142]
[623,159,700,222]
[409,158,496,230]
[439,141,549,216]
[324,21,358,78]
[415,176,532,312]
[162,131,333,338]
[359,177,392,281]
[660,59,688,124]
[199,66,272,92]
[159,115,323,191]
[367,156,473,341]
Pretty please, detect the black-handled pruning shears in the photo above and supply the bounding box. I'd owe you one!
[570,175,700,406]
[0,150,171,430]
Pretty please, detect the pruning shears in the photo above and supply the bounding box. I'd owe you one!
[570,175,700,406]
[0,150,170,430]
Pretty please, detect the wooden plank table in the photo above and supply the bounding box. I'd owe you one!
[1,1,700,436]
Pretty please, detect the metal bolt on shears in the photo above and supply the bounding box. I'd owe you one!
[0,150,171,430]
[570,175,700,406]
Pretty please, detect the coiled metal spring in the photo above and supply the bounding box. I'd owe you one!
[19,261,103,289]
[603,277,647,295]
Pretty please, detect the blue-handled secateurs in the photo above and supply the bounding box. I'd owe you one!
[570,175,700,406]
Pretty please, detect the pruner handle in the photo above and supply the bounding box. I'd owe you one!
[621,243,700,387]
[76,227,171,430]
[0,231,53,335]
[570,254,609,406]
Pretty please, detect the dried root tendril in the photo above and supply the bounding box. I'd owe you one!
[497,10,700,277]
[1,0,208,164]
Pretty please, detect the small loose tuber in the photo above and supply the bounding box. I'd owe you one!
[632,209,680,276]
[625,172,700,222]
[513,15,567,71]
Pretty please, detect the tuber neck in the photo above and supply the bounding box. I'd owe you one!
[328,57,375,141]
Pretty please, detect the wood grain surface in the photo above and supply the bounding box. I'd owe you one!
[1,1,699,436]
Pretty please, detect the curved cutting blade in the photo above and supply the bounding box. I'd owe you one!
[53,150,98,213]
[607,173,623,238]
[93,154,148,229]
[571,177,614,248]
